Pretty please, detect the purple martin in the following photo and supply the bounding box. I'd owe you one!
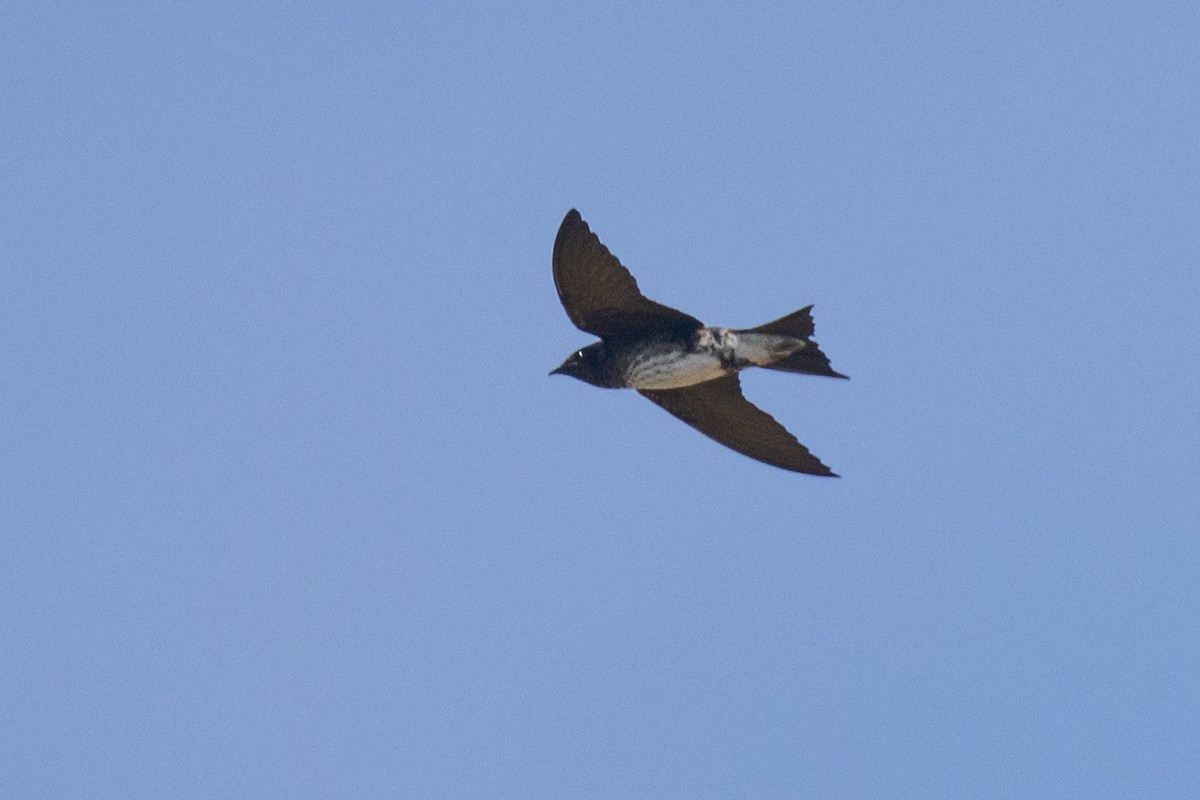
[550,209,847,476]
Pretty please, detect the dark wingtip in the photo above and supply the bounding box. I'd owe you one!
[555,209,584,244]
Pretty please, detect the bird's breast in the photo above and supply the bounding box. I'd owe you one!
[623,346,729,389]
[618,328,737,390]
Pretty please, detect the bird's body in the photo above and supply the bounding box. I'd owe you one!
[565,327,809,390]
[549,209,846,476]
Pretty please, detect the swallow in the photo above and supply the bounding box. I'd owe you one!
[550,209,846,476]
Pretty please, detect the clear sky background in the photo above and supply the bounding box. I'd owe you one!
[3,4,1198,798]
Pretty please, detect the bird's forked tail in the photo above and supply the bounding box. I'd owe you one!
[743,305,847,379]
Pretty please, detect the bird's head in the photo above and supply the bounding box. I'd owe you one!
[549,342,607,387]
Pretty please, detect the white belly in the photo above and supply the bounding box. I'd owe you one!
[626,350,729,390]
[623,328,807,390]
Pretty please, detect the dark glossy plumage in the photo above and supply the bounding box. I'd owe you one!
[553,210,701,337]
[640,374,837,476]
[551,209,844,476]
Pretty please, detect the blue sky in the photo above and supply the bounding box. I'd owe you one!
[3,4,1198,797]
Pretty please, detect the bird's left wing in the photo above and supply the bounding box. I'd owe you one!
[639,374,837,476]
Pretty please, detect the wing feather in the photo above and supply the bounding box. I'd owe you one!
[639,375,837,476]
[552,210,702,337]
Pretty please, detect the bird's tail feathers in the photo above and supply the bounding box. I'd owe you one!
[743,305,848,379]
[746,305,816,339]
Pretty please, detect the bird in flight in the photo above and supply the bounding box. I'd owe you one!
[550,209,846,476]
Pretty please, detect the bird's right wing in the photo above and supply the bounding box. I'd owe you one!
[553,210,702,337]
[639,374,837,476]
